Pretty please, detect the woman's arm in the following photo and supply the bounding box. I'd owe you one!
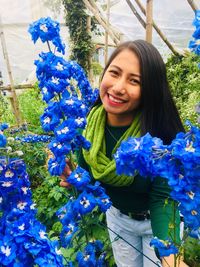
[162,255,189,267]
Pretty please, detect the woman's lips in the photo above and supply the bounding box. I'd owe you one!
[108,94,126,104]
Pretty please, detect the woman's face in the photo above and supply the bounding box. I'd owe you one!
[100,49,141,126]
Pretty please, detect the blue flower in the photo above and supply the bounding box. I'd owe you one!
[48,139,71,157]
[28,17,65,54]
[0,133,7,147]
[76,250,96,267]
[96,193,112,213]
[193,10,200,28]
[150,237,178,257]
[0,123,9,131]
[60,97,88,118]
[71,135,91,152]
[57,198,78,225]
[48,156,66,176]
[67,167,91,190]
[40,102,61,132]
[16,134,52,143]
[73,192,97,215]
[60,221,79,247]
[0,237,17,265]
[54,119,77,143]
[188,39,200,55]
[114,133,165,177]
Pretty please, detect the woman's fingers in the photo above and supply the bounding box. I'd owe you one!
[60,180,72,188]
[60,160,72,188]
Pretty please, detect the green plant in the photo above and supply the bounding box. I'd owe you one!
[183,237,200,267]
[166,52,200,125]
[62,0,100,74]
[18,85,46,133]
[32,174,68,231]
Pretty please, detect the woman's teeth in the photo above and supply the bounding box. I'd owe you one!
[109,94,124,103]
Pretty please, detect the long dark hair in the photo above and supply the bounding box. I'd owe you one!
[95,40,184,144]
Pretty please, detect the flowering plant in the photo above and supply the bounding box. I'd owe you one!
[188,10,200,57]
[28,17,112,266]
[0,125,64,266]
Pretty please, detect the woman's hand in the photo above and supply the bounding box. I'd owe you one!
[60,160,72,188]
[162,255,189,267]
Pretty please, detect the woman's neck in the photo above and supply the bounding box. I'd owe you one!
[107,113,134,126]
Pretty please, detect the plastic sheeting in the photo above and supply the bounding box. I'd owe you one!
[0,0,199,86]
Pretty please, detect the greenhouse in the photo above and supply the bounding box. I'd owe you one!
[0,0,200,266]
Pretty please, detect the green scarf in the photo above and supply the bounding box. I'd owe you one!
[82,104,141,187]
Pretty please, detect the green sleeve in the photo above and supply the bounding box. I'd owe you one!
[149,177,180,243]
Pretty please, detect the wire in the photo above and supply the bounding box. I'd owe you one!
[99,221,161,267]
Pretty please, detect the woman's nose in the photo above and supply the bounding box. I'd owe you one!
[112,79,126,94]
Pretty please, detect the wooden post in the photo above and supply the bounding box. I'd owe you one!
[126,0,146,28]
[83,0,120,45]
[146,0,153,43]
[130,0,180,55]
[186,0,198,11]
[0,16,22,125]
[105,0,110,65]
[86,16,93,82]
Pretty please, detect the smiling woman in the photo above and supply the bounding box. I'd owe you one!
[62,40,188,267]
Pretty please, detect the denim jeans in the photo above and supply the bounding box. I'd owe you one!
[106,206,162,267]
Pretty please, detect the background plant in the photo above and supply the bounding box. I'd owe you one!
[62,0,100,74]
[166,52,200,126]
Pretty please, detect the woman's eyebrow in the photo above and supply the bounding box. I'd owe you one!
[109,64,141,78]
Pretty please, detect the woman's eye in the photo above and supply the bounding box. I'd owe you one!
[109,70,119,76]
[130,78,140,85]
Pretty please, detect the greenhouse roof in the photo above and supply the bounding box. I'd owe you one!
[0,0,199,85]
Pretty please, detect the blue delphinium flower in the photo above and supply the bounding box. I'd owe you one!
[150,237,178,257]
[0,237,17,265]
[48,138,71,157]
[73,191,97,215]
[189,10,200,57]
[76,240,106,267]
[0,124,8,148]
[114,133,165,177]
[0,133,7,147]
[16,134,52,143]
[60,222,79,247]
[48,156,66,176]
[0,131,64,266]
[0,123,9,131]
[28,17,65,54]
[193,10,200,28]
[67,167,91,190]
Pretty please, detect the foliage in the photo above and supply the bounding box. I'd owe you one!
[62,0,100,74]
[32,174,68,230]
[91,61,103,76]
[18,85,46,133]
[166,51,200,126]
[0,93,15,124]
[1,85,45,133]
[183,237,200,267]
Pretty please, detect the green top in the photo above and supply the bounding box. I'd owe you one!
[78,124,180,241]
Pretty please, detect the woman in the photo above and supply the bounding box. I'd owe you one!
[61,40,188,267]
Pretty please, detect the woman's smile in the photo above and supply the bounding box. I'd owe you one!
[107,93,127,105]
